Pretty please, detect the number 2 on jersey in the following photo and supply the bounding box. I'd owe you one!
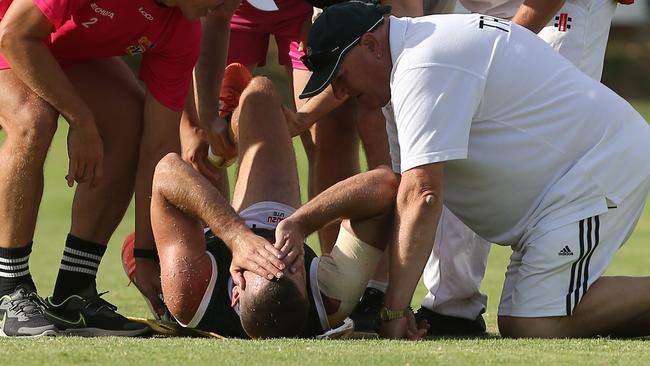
[82,17,98,29]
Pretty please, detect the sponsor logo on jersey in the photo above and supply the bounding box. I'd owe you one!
[125,36,157,55]
[558,245,574,256]
[554,13,572,32]
[267,211,286,225]
[90,3,114,19]
[139,7,155,21]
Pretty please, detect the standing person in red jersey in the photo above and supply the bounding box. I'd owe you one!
[0,0,236,337]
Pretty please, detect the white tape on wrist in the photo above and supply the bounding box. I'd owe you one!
[208,146,236,168]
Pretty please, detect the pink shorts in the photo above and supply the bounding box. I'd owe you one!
[227,0,312,70]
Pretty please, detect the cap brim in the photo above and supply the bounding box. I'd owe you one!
[299,62,338,100]
[299,40,360,100]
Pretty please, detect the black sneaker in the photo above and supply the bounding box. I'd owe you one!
[0,285,58,337]
[349,287,384,337]
[414,307,486,336]
[44,289,149,337]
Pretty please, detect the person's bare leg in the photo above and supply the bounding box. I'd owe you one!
[47,58,145,303]
[133,97,182,252]
[0,70,59,250]
[291,67,361,251]
[230,76,300,211]
[66,58,143,243]
[357,106,391,284]
[312,102,360,253]
[499,276,650,338]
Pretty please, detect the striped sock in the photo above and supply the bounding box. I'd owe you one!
[0,243,36,296]
[51,234,106,303]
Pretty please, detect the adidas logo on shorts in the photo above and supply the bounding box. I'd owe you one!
[558,246,574,256]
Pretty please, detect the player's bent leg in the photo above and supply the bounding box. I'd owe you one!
[151,153,214,325]
[498,180,650,338]
[311,100,361,253]
[133,92,182,267]
[231,76,301,211]
[499,276,650,338]
[65,57,143,244]
[0,70,58,250]
[349,105,392,333]
[41,58,148,337]
[0,70,59,336]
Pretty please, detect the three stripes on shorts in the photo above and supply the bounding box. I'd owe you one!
[565,216,600,316]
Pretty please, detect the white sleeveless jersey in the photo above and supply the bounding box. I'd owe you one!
[383,14,650,247]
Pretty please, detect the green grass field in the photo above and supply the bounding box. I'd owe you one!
[0,101,649,365]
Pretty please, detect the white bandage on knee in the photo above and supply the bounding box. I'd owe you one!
[318,225,383,327]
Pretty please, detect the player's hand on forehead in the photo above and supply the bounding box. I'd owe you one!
[229,233,285,290]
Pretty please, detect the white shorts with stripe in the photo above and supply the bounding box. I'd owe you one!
[498,179,650,317]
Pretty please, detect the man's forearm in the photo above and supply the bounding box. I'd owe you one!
[289,167,398,234]
[194,13,231,130]
[385,167,443,309]
[292,87,347,136]
[512,0,566,33]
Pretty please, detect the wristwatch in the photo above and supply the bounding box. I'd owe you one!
[380,306,413,321]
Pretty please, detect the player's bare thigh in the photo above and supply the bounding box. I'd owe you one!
[230,76,300,212]
[151,155,214,324]
[64,57,144,141]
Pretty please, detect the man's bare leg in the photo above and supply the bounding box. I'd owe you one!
[231,76,301,211]
[0,69,58,295]
[499,276,650,338]
[291,69,361,251]
[133,94,181,258]
[67,58,143,242]
[0,70,58,251]
[48,58,144,302]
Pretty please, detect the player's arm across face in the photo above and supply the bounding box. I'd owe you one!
[0,0,103,187]
[275,166,399,270]
[153,153,286,289]
[511,0,566,33]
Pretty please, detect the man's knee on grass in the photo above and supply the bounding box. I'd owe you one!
[498,316,572,338]
[237,272,309,338]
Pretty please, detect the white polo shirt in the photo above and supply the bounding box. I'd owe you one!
[383,14,650,248]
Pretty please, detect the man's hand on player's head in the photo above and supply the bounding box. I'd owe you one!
[230,233,285,290]
[274,218,306,273]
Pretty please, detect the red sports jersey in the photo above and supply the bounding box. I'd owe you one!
[0,0,201,111]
